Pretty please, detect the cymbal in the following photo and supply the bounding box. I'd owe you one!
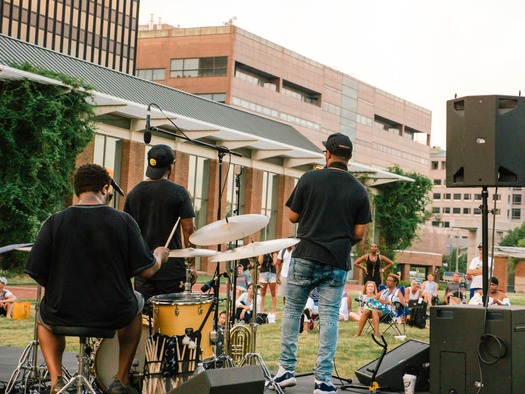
[209,238,300,262]
[189,214,270,246]
[169,248,219,258]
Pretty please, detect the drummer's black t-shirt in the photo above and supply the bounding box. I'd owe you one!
[25,205,156,329]
[124,179,195,281]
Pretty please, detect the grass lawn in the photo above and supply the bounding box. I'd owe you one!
[2,277,525,381]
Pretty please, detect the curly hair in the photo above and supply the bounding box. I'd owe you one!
[73,164,111,197]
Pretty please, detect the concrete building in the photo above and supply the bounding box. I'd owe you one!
[0,0,138,73]
[136,23,432,177]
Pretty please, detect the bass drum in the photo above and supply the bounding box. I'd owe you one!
[149,293,214,359]
[94,323,149,393]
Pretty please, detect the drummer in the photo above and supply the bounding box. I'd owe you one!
[124,144,196,310]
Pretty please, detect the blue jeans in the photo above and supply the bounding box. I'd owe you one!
[279,257,347,383]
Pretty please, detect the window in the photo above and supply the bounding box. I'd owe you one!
[431,221,441,227]
[474,194,482,200]
[474,208,482,214]
[512,209,521,220]
[431,161,439,170]
[443,222,450,228]
[433,193,441,199]
[432,207,440,213]
[444,193,451,200]
[260,171,279,240]
[463,208,471,214]
[463,194,471,200]
[170,56,227,78]
[282,81,320,106]
[453,193,461,200]
[443,207,451,214]
[197,93,226,103]
[433,179,442,185]
[187,155,210,231]
[512,194,522,205]
[235,63,278,91]
[93,133,122,208]
[225,164,245,217]
[453,208,461,214]
[136,68,165,81]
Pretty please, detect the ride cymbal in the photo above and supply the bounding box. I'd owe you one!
[209,238,300,262]
[189,214,270,246]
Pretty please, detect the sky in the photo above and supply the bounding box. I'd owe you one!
[139,0,525,148]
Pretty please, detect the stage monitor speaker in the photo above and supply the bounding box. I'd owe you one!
[446,95,525,187]
[168,365,265,394]
[430,305,525,394]
[355,339,429,391]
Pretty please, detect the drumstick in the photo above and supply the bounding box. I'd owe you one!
[165,217,181,248]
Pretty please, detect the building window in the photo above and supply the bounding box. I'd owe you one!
[474,194,482,200]
[432,207,440,213]
[431,221,440,227]
[225,164,245,217]
[235,63,278,91]
[463,193,471,200]
[431,161,439,170]
[187,155,210,230]
[512,209,521,220]
[443,207,451,214]
[512,194,522,205]
[136,68,165,80]
[197,93,226,103]
[433,193,441,199]
[282,80,320,106]
[170,56,227,78]
[463,208,471,214]
[93,133,122,208]
[232,97,279,118]
[474,208,482,214]
[444,193,451,200]
[443,222,450,228]
[433,179,442,185]
[441,161,446,170]
[453,208,460,214]
[453,193,461,200]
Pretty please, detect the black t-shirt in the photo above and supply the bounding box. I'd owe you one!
[286,167,371,270]
[25,205,156,329]
[259,253,276,274]
[124,179,195,281]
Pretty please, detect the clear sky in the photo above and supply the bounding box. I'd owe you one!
[139,0,525,148]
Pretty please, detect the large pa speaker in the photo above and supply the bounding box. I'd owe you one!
[431,305,525,394]
[446,95,525,187]
[355,339,429,391]
[169,366,265,394]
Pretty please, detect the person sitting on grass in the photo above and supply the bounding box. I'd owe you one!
[0,277,17,319]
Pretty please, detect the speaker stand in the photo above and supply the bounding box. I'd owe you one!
[481,187,490,306]
[239,353,284,394]
[340,334,389,393]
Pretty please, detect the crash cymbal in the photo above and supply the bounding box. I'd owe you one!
[168,248,219,258]
[209,238,300,262]
[189,214,270,246]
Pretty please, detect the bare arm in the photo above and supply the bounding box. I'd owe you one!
[138,247,170,278]
[289,209,300,223]
[181,217,195,248]
[380,255,394,272]
[352,224,367,245]
[353,255,368,272]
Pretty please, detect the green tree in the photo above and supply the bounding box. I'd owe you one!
[0,63,95,272]
[499,221,525,247]
[373,165,433,259]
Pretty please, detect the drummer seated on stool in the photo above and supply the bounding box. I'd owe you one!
[24,164,170,394]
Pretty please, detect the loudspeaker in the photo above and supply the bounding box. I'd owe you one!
[169,366,265,394]
[446,95,525,187]
[355,339,429,391]
[430,305,525,393]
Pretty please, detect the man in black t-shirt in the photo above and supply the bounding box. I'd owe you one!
[124,144,196,307]
[273,133,371,393]
[26,164,169,394]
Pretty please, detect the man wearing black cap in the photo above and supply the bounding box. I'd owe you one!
[467,243,494,299]
[273,133,371,394]
[124,144,196,307]
[26,164,170,394]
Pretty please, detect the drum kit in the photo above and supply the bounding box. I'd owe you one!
[6,214,299,394]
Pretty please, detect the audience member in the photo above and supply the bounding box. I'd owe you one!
[235,283,255,323]
[276,243,295,305]
[258,252,278,315]
[488,277,511,306]
[467,243,494,299]
[421,273,438,305]
[353,243,393,287]
[406,280,422,302]
[0,277,17,318]
[300,288,319,333]
[444,272,465,304]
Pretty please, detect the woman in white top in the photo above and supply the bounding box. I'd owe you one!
[354,281,379,336]
[235,283,255,323]
[421,273,438,305]
[407,280,422,301]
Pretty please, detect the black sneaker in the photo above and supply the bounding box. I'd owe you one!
[110,379,139,394]
[314,381,337,394]
[269,366,297,389]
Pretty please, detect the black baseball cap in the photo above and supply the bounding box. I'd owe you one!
[146,144,175,179]
[322,133,353,156]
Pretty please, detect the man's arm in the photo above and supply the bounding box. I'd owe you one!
[139,247,170,278]
[289,210,300,223]
[352,224,367,246]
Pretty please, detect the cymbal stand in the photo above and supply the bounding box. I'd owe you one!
[183,259,193,293]
[6,285,71,393]
[238,258,284,394]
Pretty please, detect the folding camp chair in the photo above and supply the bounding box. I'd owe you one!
[365,286,406,337]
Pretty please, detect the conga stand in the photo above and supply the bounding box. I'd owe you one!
[238,259,284,394]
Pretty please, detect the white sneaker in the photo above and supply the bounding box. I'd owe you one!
[267,312,276,323]
[269,365,296,389]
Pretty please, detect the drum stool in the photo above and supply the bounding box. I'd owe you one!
[50,326,115,394]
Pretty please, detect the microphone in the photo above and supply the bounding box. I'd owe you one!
[110,178,124,196]
[144,104,152,144]
[201,277,219,293]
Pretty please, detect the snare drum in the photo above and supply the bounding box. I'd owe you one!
[149,293,214,359]
[94,323,149,393]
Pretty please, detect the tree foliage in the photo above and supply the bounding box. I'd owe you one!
[373,165,433,259]
[499,221,525,247]
[0,63,95,271]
